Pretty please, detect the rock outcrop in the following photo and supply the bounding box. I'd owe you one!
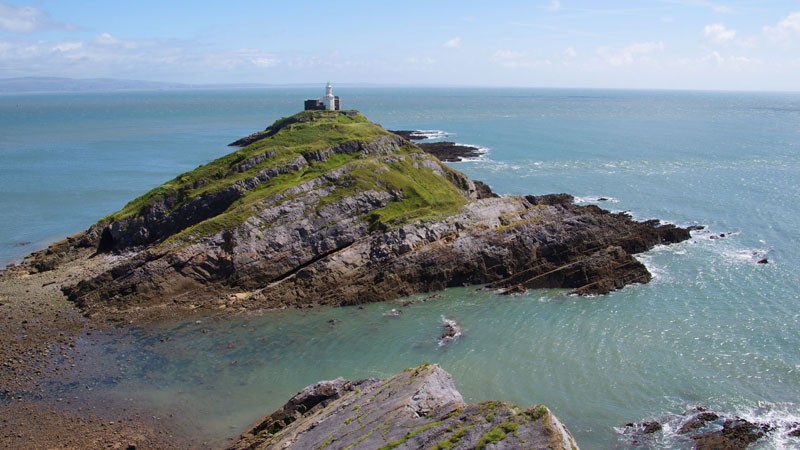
[389,130,487,162]
[229,364,579,450]
[623,407,785,449]
[16,110,691,320]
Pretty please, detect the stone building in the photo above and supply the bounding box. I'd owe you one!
[304,82,341,111]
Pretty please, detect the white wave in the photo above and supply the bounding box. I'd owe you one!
[634,252,671,283]
[574,195,619,204]
[383,308,403,317]
[737,402,800,449]
[452,143,490,162]
[720,247,770,265]
[409,130,450,140]
[438,315,462,347]
[617,403,800,449]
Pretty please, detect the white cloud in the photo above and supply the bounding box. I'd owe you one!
[713,5,733,14]
[94,33,120,45]
[405,56,436,66]
[0,2,44,32]
[52,41,83,52]
[491,49,526,61]
[0,36,282,81]
[490,49,553,69]
[0,1,68,32]
[442,37,461,49]
[763,11,800,43]
[597,41,665,66]
[548,0,561,12]
[251,56,279,68]
[563,46,577,58]
[704,23,736,44]
[701,51,761,68]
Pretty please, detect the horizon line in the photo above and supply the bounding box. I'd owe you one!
[0,76,798,95]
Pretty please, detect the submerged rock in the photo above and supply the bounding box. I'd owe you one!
[229,364,579,450]
[624,408,776,450]
[16,110,692,320]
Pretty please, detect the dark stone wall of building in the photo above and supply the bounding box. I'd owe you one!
[304,96,341,111]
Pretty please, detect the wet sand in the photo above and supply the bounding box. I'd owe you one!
[0,252,201,449]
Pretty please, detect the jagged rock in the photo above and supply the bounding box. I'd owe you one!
[229,364,579,450]
[641,420,662,434]
[441,321,458,340]
[692,418,771,450]
[416,141,485,162]
[678,411,720,434]
[625,408,774,450]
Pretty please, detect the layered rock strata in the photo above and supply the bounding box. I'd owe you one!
[230,364,579,450]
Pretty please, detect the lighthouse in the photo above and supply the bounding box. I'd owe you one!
[304,83,341,111]
[323,82,336,111]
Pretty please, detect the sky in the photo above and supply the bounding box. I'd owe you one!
[0,0,799,91]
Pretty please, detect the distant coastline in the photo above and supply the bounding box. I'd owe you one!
[0,77,330,94]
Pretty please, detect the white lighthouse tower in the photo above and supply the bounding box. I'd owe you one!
[323,82,336,111]
[304,83,341,111]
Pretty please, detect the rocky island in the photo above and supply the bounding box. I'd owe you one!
[2,109,694,448]
[19,109,689,321]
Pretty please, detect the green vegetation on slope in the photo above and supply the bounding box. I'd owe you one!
[102,109,470,244]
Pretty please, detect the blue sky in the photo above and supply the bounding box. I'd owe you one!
[1,0,799,91]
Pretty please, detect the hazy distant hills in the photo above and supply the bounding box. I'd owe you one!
[0,77,198,93]
[0,77,412,94]
[0,77,300,93]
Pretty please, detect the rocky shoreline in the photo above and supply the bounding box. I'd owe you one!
[0,252,198,449]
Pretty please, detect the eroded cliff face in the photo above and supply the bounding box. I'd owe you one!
[17,109,691,319]
[229,364,580,450]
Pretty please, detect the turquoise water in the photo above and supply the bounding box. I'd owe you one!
[2,88,800,448]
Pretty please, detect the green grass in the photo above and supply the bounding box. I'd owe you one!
[377,419,445,450]
[476,426,507,450]
[102,109,471,246]
[529,405,549,421]
[432,425,474,450]
[105,110,375,223]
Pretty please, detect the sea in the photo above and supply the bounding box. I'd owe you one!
[1,87,799,449]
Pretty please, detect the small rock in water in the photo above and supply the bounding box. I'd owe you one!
[383,308,402,317]
[441,324,457,340]
[438,317,462,346]
[757,258,769,264]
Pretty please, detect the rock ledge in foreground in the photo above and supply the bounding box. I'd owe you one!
[230,364,579,450]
